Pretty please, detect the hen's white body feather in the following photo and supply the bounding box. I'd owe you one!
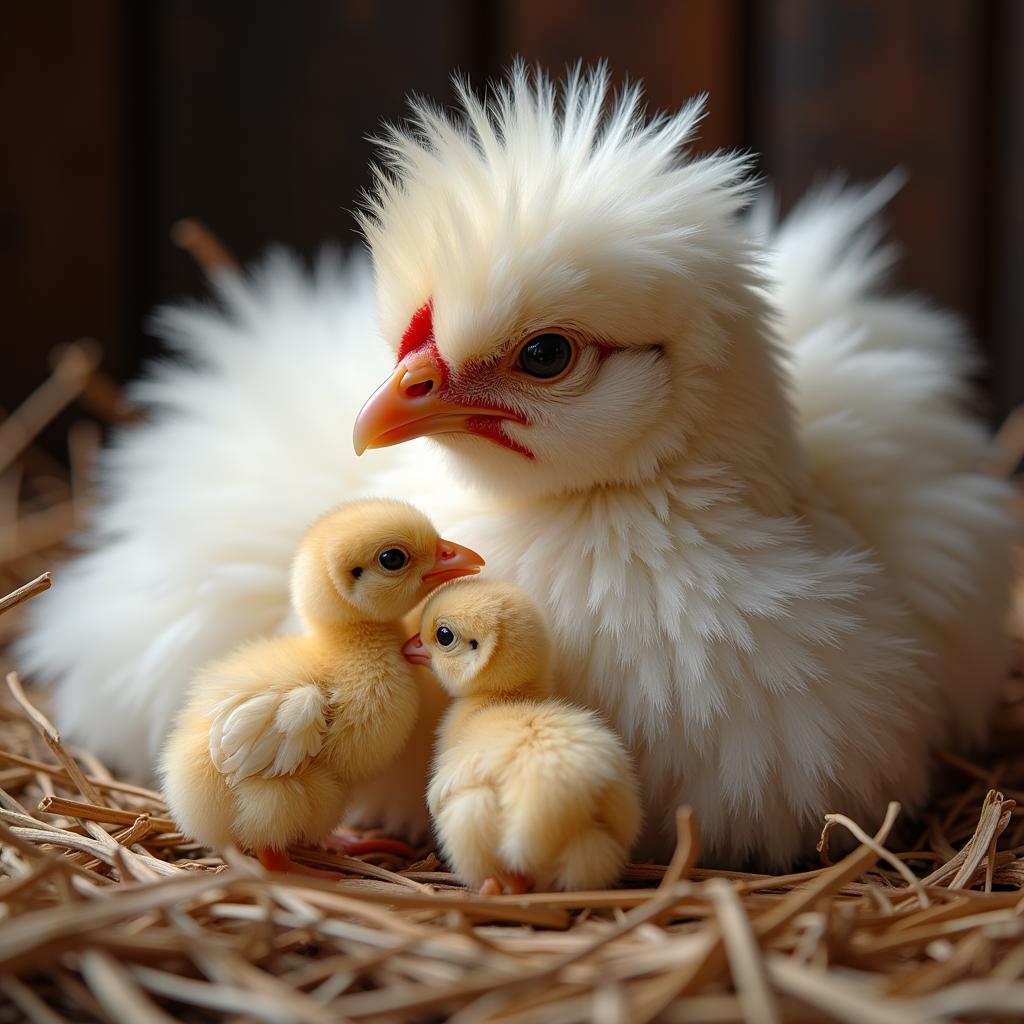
[18,68,1015,867]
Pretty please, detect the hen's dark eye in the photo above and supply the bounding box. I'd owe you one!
[435,626,455,647]
[378,548,408,572]
[518,333,573,379]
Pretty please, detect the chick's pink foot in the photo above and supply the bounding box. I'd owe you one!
[256,847,344,879]
[317,831,417,859]
[256,832,418,877]
[480,873,532,896]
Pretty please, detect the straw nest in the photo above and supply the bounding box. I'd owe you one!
[3,302,1024,1023]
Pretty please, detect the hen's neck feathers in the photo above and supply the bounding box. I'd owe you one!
[681,290,808,517]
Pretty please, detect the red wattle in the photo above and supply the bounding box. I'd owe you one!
[467,415,534,459]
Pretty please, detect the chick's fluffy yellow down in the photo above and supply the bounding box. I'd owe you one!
[429,699,641,891]
[162,627,418,852]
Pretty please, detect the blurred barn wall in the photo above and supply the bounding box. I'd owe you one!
[2,0,1021,424]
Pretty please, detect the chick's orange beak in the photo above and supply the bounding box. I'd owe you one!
[353,351,522,455]
[402,633,432,666]
[423,538,485,585]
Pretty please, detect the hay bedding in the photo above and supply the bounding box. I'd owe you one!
[2,310,1024,1023]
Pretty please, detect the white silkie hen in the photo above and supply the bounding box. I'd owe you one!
[18,66,1016,868]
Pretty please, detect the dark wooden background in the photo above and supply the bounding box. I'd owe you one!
[3,0,1021,428]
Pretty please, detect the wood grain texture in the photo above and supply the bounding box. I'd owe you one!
[137,0,472,319]
[0,2,126,410]
[991,0,1024,422]
[752,0,983,324]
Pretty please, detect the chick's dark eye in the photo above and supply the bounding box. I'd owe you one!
[518,333,572,379]
[435,626,455,647]
[377,548,408,572]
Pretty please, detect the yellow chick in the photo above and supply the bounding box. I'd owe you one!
[161,499,484,874]
[404,579,642,894]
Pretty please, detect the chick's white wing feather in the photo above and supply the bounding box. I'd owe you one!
[209,686,326,784]
[265,686,330,777]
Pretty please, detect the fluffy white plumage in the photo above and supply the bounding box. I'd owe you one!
[18,66,1016,867]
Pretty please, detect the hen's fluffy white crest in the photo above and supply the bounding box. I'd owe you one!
[18,65,1016,867]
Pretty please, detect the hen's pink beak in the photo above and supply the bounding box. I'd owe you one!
[423,538,485,585]
[402,633,432,666]
[353,350,524,455]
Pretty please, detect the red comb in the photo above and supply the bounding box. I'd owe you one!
[398,301,434,361]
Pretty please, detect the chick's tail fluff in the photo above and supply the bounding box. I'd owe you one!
[497,714,641,891]
[550,781,642,891]
[15,251,432,779]
[758,178,1018,746]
